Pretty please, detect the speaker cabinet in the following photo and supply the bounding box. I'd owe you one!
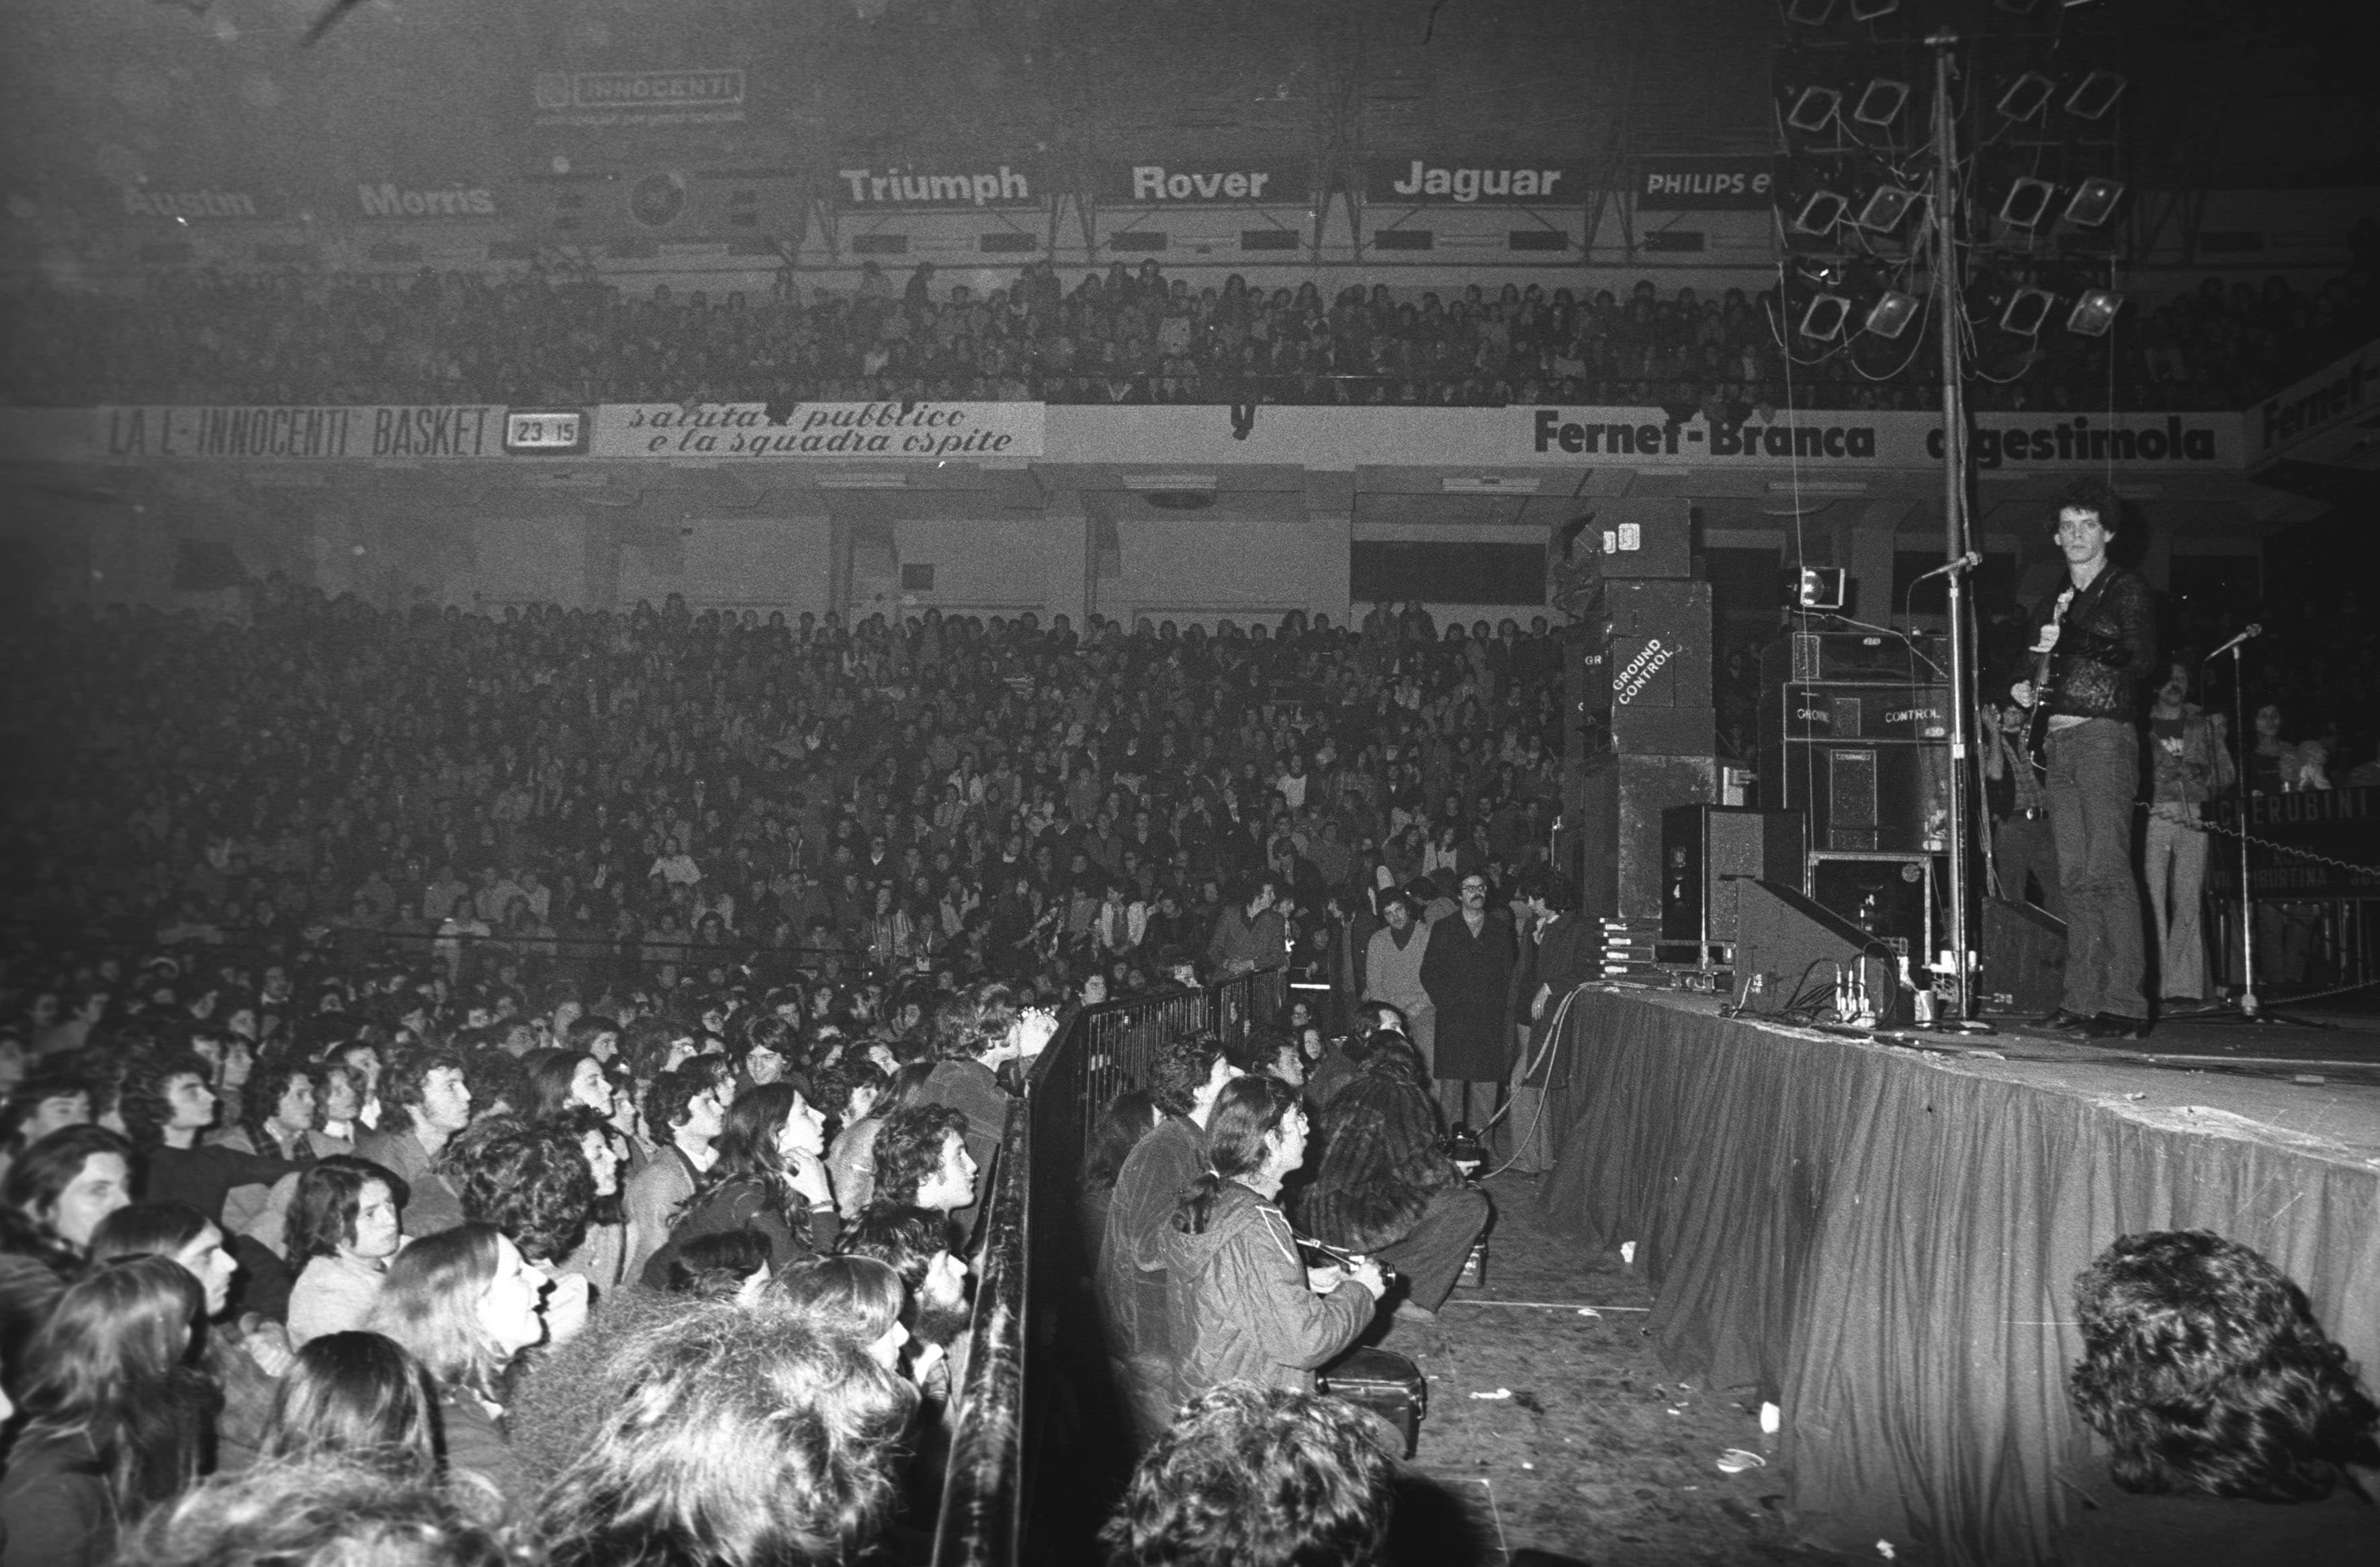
[1980,897,2067,1016]
[1661,806,1806,961]
[1603,580,1712,710]
[1732,879,1904,1023]
[1617,754,1718,921]
[1758,740,1951,853]
[1589,496,1693,579]
[1808,851,1938,962]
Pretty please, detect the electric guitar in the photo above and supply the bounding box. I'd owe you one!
[2022,586,2074,773]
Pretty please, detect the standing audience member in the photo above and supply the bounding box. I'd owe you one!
[1362,895,1436,1071]
[1417,870,1516,1130]
[0,1257,216,1567]
[825,1060,933,1220]
[863,1104,979,1217]
[443,1115,597,1344]
[2142,661,2234,1006]
[620,1067,721,1280]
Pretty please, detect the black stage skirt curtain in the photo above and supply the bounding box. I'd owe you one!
[1535,989,2380,1566]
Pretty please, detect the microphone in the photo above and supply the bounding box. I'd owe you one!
[2203,624,2262,661]
[1912,550,1982,582]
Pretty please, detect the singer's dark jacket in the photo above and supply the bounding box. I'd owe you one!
[2012,564,2158,722]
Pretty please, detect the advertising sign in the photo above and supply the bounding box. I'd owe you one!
[593,402,1046,460]
[1634,155,1777,211]
[352,181,502,220]
[93,406,505,461]
[2246,339,2380,467]
[533,69,747,131]
[1097,161,1310,205]
[114,187,281,222]
[831,163,1041,209]
[1364,156,1588,205]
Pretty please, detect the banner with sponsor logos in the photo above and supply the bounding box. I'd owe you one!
[533,68,748,132]
[830,162,1042,210]
[2246,338,2379,468]
[93,406,505,461]
[1633,155,1777,211]
[1096,160,1310,206]
[1364,156,1589,206]
[594,402,1045,460]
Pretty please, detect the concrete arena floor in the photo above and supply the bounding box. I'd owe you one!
[1374,1172,1833,1567]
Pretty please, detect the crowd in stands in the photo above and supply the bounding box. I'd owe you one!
[5,246,2376,416]
[0,580,1577,1564]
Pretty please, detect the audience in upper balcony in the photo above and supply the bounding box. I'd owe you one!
[3,253,2373,414]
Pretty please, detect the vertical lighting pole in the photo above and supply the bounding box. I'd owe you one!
[1929,30,1985,1029]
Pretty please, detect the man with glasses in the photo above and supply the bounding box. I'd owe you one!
[1417,870,1517,1130]
[2009,481,2159,1040]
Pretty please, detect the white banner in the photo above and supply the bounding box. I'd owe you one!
[592,401,1045,460]
[2246,339,2379,467]
[90,405,504,461]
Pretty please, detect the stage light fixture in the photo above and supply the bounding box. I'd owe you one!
[1785,0,1838,25]
[1994,71,2056,122]
[1800,292,1853,341]
[1864,289,1921,339]
[1855,184,1921,232]
[2062,175,2124,226]
[1999,287,2056,336]
[1852,77,1911,127]
[2063,69,2127,121]
[1998,177,2057,228]
[1790,189,1850,236]
[1848,0,1899,19]
[1786,85,1841,132]
[2066,288,2123,337]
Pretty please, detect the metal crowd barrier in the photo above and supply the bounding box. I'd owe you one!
[932,968,1288,1567]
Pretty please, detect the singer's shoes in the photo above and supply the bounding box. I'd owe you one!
[2084,1013,2152,1042]
[2036,1008,2092,1033]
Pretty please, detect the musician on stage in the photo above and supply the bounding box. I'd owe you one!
[2144,660,2235,1007]
[2009,481,2159,1040]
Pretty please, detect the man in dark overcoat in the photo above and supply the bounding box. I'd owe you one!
[1417,869,1516,1130]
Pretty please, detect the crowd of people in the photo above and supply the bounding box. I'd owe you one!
[0,580,1589,1564]
[5,247,2375,416]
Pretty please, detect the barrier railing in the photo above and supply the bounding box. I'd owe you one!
[932,967,1286,1567]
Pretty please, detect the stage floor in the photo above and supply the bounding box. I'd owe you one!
[1534,983,2380,1566]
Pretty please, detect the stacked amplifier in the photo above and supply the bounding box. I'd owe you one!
[1756,629,1952,856]
[1560,498,1718,922]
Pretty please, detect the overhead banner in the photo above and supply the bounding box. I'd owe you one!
[1633,155,1777,211]
[1097,160,1310,206]
[1524,406,2234,471]
[1365,156,1588,206]
[533,68,748,132]
[91,406,506,461]
[2246,338,2379,467]
[831,162,1041,209]
[593,402,1045,460]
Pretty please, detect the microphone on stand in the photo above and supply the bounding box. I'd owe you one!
[2203,624,2262,661]
[1912,550,1982,582]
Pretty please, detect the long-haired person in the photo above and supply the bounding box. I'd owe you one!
[825,1059,934,1218]
[0,1255,216,1567]
[530,1300,918,1567]
[1163,1075,1384,1411]
[443,1114,597,1344]
[2060,1230,2380,1563]
[118,1048,305,1227]
[116,1453,513,1567]
[285,1155,406,1348]
[361,1221,547,1501]
[546,1104,631,1292]
[0,1124,133,1393]
[259,1331,439,1478]
[519,1047,616,1125]
[638,1080,837,1289]
[773,1253,912,1372]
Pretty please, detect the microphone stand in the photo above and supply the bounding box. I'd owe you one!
[2189,635,2330,1030]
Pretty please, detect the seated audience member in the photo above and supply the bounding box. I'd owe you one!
[837,1204,975,1392]
[355,1048,474,1238]
[521,1047,617,1125]
[0,1123,133,1387]
[362,1221,549,1501]
[773,1253,913,1372]
[546,1103,631,1291]
[2060,1229,2380,1564]
[826,1060,934,1219]
[865,1104,979,1216]
[1164,1075,1384,1408]
[1081,1087,1161,1247]
[120,1048,306,1226]
[89,1200,287,1472]
[114,1453,512,1567]
[1297,1028,1491,1325]
[639,1081,838,1288]
[285,1155,406,1347]
[444,1114,597,1343]
[528,1301,918,1567]
[621,1067,722,1280]
[0,1256,215,1567]
[259,1331,439,1478]
[0,1061,92,1182]
[1100,1383,1397,1567]
[1096,1032,1239,1442]
[664,1226,777,1303]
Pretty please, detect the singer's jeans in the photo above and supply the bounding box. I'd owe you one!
[2043,719,2149,1020]
[2143,802,2209,999]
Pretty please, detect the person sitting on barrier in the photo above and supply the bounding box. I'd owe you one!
[1096,1032,1241,1443]
[1296,1028,1489,1327]
[2059,1229,2380,1564]
[1099,1383,1396,1567]
[1163,1075,1384,1411]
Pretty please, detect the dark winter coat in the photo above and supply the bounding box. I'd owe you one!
[1161,1181,1372,1403]
[1519,910,1599,1089]
[1298,1052,1458,1253]
[1096,1114,1206,1369]
[1419,907,1517,1081]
